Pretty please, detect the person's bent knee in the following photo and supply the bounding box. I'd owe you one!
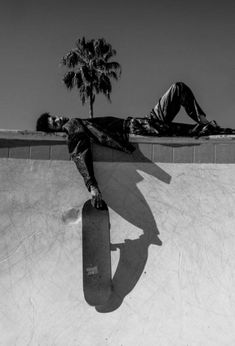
[174,81,192,95]
[168,82,183,93]
[174,81,187,89]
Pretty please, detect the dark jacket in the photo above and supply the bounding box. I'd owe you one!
[62,116,233,191]
[63,117,135,191]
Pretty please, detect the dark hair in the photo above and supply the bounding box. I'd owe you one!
[36,112,52,132]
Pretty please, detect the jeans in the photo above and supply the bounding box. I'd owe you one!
[153,82,208,125]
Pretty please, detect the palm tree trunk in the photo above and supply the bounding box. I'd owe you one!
[89,93,94,118]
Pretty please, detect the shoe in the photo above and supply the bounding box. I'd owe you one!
[189,123,204,136]
[199,120,220,136]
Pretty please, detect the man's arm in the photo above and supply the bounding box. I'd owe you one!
[63,118,104,208]
[64,117,134,209]
[69,132,104,209]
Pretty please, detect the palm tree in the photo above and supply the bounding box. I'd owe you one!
[61,37,121,118]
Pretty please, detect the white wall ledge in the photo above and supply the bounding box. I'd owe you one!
[1,129,235,144]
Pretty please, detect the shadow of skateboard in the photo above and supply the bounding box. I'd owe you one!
[82,199,112,306]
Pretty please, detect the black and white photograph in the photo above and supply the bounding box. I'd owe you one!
[0,0,235,345]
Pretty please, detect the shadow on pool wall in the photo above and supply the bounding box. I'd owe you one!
[95,145,172,312]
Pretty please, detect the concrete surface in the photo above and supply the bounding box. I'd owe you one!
[1,158,235,345]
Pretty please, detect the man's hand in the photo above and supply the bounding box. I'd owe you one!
[90,185,104,209]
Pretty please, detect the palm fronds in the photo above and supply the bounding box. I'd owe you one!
[61,37,121,118]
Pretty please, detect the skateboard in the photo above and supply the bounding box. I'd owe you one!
[82,199,112,306]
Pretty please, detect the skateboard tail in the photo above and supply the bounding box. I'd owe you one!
[83,272,112,306]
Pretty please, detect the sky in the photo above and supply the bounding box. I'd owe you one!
[0,0,234,130]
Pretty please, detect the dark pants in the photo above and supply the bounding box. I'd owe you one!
[154,82,208,124]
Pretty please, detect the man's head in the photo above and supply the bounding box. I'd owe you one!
[36,113,68,132]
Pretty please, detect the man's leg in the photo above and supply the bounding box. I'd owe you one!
[154,82,209,124]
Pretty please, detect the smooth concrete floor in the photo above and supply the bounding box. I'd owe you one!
[1,158,235,345]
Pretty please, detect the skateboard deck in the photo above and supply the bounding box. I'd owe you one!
[82,199,112,306]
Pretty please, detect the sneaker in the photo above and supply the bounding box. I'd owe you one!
[189,123,204,136]
[199,120,220,136]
